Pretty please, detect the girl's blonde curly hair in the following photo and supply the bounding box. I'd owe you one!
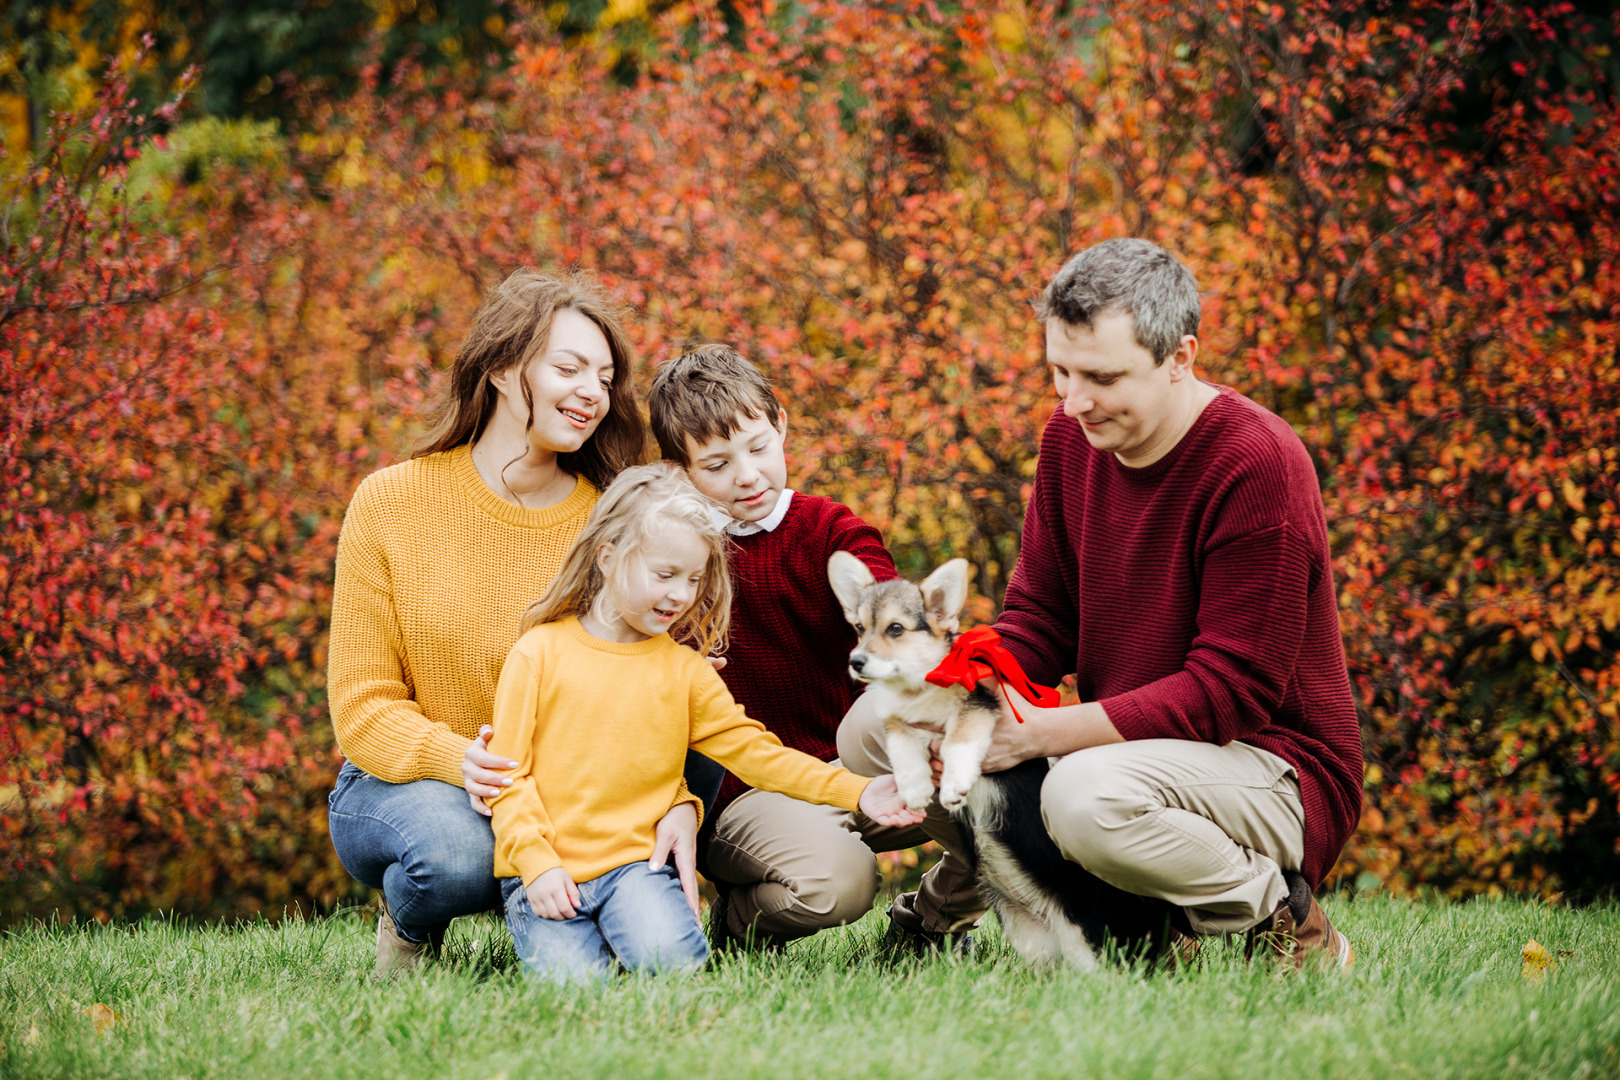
[521,462,732,656]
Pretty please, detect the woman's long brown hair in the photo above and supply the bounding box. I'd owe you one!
[415,268,647,491]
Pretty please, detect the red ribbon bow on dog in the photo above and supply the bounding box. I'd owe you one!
[925,625,1059,723]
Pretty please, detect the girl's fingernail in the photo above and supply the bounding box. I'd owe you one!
[502,778,512,785]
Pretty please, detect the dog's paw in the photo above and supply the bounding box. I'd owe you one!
[938,783,969,810]
[898,782,935,813]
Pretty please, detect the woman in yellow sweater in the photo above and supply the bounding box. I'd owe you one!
[487,464,919,982]
[325,269,708,976]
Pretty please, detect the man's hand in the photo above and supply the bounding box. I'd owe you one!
[976,679,1052,773]
[928,679,1123,778]
[526,867,581,920]
[858,774,928,827]
[650,801,700,916]
[463,724,517,816]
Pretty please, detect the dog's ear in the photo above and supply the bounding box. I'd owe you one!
[827,551,875,626]
[919,558,970,634]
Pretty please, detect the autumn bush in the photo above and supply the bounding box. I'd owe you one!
[2,0,1617,924]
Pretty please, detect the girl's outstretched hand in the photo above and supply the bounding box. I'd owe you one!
[462,724,517,816]
[526,867,580,921]
[650,800,701,916]
[858,774,928,827]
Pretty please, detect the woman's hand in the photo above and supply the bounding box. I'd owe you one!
[650,801,701,915]
[526,867,580,921]
[462,724,517,816]
[857,774,928,827]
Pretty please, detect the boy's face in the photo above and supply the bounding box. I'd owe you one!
[685,408,789,525]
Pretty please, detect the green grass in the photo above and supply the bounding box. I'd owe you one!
[1,896,1616,1079]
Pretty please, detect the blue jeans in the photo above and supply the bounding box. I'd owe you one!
[502,863,710,983]
[327,761,502,943]
[326,753,723,945]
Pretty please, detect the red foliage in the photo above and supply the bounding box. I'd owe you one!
[0,57,348,921]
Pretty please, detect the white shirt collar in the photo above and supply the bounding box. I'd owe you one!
[714,489,795,537]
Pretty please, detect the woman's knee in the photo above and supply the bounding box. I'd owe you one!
[333,777,499,918]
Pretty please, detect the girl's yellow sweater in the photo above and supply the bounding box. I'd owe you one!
[488,617,872,886]
[326,445,599,787]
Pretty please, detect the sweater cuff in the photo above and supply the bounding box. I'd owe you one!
[828,772,871,814]
[672,782,704,831]
[1097,692,1153,742]
[514,843,563,888]
[423,728,474,788]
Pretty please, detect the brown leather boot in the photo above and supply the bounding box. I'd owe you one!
[374,896,443,979]
[1244,872,1354,971]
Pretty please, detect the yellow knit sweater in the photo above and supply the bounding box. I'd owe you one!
[327,445,600,787]
[488,617,872,885]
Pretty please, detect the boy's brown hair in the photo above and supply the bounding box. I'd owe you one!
[647,344,782,466]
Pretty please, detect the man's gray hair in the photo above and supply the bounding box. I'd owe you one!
[1035,238,1201,365]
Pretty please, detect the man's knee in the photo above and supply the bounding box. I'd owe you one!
[774,841,880,930]
[834,695,889,776]
[1039,748,1148,880]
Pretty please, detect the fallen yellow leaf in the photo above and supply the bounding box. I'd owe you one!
[24,1022,41,1045]
[1521,938,1552,980]
[81,1002,119,1035]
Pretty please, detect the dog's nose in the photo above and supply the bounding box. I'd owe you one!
[849,654,866,673]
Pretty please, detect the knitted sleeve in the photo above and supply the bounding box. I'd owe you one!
[486,639,563,886]
[825,503,899,583]
[327,482,470,786]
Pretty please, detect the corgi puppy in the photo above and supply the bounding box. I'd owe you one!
[828,552,1180,970]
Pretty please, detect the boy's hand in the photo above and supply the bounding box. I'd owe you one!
[650,801,701,916]
[858,774,928,827]
[462,724,517,817]
[526,867,580,921]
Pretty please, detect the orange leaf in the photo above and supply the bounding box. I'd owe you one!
[1521,939,1551,980]
[81,1002,119,1035]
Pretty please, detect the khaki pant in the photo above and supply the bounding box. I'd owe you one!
[836,705,1306,936]
[703,759,986,942]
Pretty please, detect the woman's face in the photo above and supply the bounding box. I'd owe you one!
[490,309,616,455]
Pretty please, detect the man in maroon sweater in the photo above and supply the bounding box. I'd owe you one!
[841,239,1362,966]
[648,345,985,949]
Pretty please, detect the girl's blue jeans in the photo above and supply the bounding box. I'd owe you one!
[327,752,725,945]
[502,862,710,982]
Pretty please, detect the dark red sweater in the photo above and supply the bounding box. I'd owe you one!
[998,388,1363,887]
[712,493,897,815]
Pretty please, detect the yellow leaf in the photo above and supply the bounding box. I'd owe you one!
[24,1022,40,1044]
[1521,938,1552,980]
[81,1002,119,1035]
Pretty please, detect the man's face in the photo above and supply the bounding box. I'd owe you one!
[683,408,790,524]
[1046,310,1193,467]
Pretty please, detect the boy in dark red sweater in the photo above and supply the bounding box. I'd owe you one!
[648,345,984,950]
[839,239,1361,968]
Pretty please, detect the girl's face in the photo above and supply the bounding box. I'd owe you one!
[593,523,712,643]
[490,309,616,456]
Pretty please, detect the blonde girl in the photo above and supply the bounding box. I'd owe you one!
[487,463,920,982]
[327,269,708,978]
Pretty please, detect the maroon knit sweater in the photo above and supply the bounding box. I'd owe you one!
[998,388,1363,887]
[712,494,898,815]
